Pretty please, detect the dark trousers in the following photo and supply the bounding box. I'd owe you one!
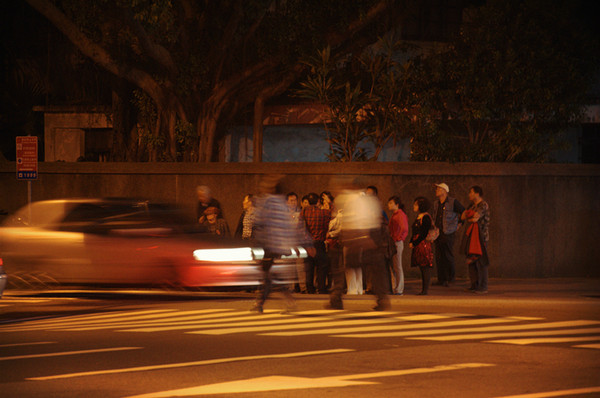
[419,266,431,294]
[305,241,329,294]
[468,260,489,292]
[363,247,390,308]
[256,256,293,306]
[434,232,456,283]
[328,246,345,307]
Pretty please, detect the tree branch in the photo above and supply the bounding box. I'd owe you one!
[126,10,178,74]
[25,0,167,108]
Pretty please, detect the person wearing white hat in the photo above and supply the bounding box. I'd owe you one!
[432,182,465,287]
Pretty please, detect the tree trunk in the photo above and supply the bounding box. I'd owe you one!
[197,114,218,162]
[253,96,265,162]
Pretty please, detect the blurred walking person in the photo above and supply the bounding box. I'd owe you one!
[330,179,390,310]
[251,175,301,313]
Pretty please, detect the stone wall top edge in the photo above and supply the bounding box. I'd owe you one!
[1,162,599,176]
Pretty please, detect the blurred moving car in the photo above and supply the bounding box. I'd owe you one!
[0,261,6,297]
[0,198,304,290]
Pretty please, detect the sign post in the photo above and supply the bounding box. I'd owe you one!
[16,136,38,207]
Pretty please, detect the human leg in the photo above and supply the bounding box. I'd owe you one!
[419,266,431,295]
[328,247,344,308]
[254,258,273,312]
[305,256,316,294]
[476,261,488,292]
[314,241,329,294]
[367,248,390,310]
[468,261,478,291]
[393,241,405,294]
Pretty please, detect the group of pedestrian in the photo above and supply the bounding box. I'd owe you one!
[408,183,491,295]
[195,177,491,312]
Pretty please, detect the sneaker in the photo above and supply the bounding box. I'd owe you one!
[324,302,344,310]
[373,303,391,311]
[250,304,264,313]
[417,291,428,296]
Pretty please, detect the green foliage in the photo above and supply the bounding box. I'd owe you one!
[297,34,417,161]
[410,0,599,162]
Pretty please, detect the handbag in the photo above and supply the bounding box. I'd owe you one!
[425,214,439,242]
[426,226,439,241]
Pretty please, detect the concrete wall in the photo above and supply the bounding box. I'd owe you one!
[1,161,599,278]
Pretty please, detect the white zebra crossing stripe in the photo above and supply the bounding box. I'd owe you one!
[260,317,525,337]
[487,336,600,345]
[117,310,403,333]
[187,318,411,335]
[119,313,339,333]
[573,344,600,349]
[0,341,55,348]
[491,386,600,398]
[1,307,598,349]
[330,320,600,339]
[27,349,355,381]
[63,310,275,331]
[405,327,600,341]
[0,346,141,361]
[122,363,496,397]
[0,309,180,332]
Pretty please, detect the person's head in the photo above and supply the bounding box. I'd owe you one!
[320,191,334,207]
[434,183,449,200]
[468,185,483,202]
[196,185,212,203]
[242,194,254,211]
[286,192,298,210]
[387,195,404,212]
[301,195,310,209]
[307,192,320,206]
[413,196,430,214]
[365,185,378,197]
[204,206,219,223]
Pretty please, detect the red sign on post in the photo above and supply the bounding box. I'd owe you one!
[16,136,38,180]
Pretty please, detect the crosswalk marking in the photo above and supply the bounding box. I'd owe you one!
[0,298,54,303]
[187,317,400,336]
[0,309,180,332]
[63,310,270,332]
[260,317,524,337]
[0,346,141,361]
[1,307,598,349]
[119,310,418,333]
[28,349,355,381]
[0,341,55,348]
[488,336,600,345]
[329,320,600,339]
[405,327,600,341]
[573,343,600,349]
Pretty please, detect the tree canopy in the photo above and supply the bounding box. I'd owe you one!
[24,0,397,161]
[410,0,600,162]
[299,0,599,162]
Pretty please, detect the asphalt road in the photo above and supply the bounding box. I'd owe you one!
[0,278,599,398]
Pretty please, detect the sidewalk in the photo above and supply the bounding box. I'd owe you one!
[2,278,599,301]
[396,277,600,299]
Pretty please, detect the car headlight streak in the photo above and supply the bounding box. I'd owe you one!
[192,246,308,262]
[193,248,255,262]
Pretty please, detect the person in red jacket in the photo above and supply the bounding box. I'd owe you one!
[387,196,409,295]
